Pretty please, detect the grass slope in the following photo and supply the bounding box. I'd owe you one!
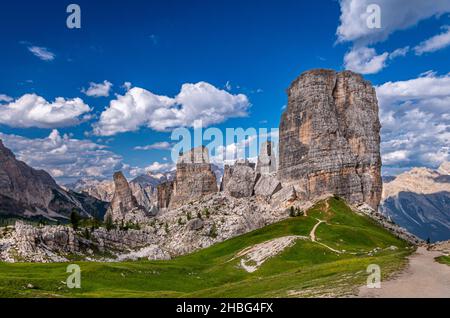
[0,197,413,298]
[436,255,450,266]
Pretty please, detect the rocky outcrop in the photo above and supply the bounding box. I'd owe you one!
[169,146,218,208]
[129,181,158,216]
[278,69,382,209]
[256,141,277,175]
[222,160,257,198]
[254,175,282,201]
[1,189,293,262]
[153,192,290,256]
[104,172,149,224]
[71,174,165,214]
[220,165,233,191]
[157,181,174,209]
[380,163,450,242]
[0,140,107,220]
[271,185,297,208]
[0,221,165,262]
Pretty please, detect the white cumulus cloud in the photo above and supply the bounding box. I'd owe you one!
[82,80,113,97]
[93,82,250,136]
[337,0,450,74]
[376,72,450,173]
[0,94,92,128]
[344,47,389,74]
[0,130,127,184]
[337,0,450,45]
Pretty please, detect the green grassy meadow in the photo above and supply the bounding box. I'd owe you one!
[436,255,450,266]
[0,198,413,298]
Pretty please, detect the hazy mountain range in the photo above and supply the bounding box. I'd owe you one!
[381,162,450,242]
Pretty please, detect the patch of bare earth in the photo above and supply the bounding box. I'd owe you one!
[232,236,307,273]
[358,247,450,298]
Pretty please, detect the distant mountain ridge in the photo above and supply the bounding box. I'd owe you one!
[0,140,107,221]
[381,162,450,242]
[67,165,224,211]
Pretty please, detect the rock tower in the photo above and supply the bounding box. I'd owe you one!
[278,69,382,209]
[169,146,218,207]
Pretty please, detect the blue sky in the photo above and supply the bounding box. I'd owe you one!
[0,0,449,183]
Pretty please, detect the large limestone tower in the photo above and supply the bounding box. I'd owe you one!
[278,69,382,209]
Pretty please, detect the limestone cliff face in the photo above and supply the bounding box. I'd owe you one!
[0,140,56,210]
[278,69,382,209]
[169,146,218,208]
[104,172,149,224]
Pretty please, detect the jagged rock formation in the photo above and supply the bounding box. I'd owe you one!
[220,165,233,192]
[169,146,218,208]
[104,172,149,224]
[0,190,295,262]
[221,159,257,198]
[157,181,174,209]
[278,69,382,209]
[129,181,158,216]
[381,163,450,242]
[0,140,107,220]
[256,141,277,175]
[69,172,173,213]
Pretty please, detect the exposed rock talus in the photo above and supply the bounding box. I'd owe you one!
[169,146,218,208]
[278,69,382,209]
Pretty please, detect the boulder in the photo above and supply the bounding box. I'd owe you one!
[223,160,256,198]
[187,218,204,231]
[271,185,297,207]
[254,175,282,200]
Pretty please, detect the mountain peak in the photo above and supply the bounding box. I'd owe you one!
[0,139,15,159]
[438,162,450,175]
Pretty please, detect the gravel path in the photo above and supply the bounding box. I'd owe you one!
[358,247,450,298]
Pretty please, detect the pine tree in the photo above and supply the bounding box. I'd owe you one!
[289,206,296,217]
[105,214,114,231]
[70,209,80,230]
